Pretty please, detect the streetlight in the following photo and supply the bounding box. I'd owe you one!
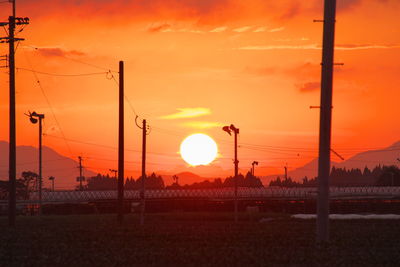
[222,124,239,222]
[26,111,45,215]
[251,161,259,177]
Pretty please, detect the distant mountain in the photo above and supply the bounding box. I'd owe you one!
[0,141,97,190]
[160,171,218,186]
[263,140,400,184]
[159,163,233,185]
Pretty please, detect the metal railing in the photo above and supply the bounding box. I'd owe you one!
[16,187,400,203]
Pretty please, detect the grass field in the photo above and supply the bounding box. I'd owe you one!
[1,213,400,266]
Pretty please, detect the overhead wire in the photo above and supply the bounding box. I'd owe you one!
[22,44,118,73]
[17,67,109,77]
[108,71,139,117]
[13,46,399,176]
[23,52,74,158]
[43,134,180,158]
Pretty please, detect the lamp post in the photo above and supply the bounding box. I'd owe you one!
[223,124,239,222]
[251,161,258,177]
[27,111,44,215]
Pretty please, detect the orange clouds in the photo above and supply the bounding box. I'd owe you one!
[37,48,85,58]
[160,108,211,120]
[0,0,399,180]
[298,82,320,93]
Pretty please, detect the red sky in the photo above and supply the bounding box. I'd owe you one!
[0,0,399,181]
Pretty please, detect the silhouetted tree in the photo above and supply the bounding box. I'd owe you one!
[20,171,39,199]
[244,171,263,187]
[376,165,400,186]
[85,174,117,191]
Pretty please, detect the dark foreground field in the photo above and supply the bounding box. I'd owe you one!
[1,213,399,266]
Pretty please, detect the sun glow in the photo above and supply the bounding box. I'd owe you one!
[180,133,218,166]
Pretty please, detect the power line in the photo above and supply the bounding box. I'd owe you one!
[0,157,72,167]
[23,54,74,157]
[43,134,180,157]
[109,72,138,117]
[17,67,108,77]
[22,44,118,73]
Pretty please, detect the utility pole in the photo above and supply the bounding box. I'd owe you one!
[141,119,146,225]
[172,175,179,185]
[38,114,43,215]
[251,161,258,177]
[317,0,337,244]
[1,0,29,227]
[78,156,84,190]
[136,116,151,225]
[233,126,239,223]
[284,165,288,180]
[117,61,124,225]
[222,124,239,222]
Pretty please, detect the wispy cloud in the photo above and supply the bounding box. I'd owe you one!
[147,23,171,33]
[146,23,205,34]
[233,26,252,33]
[160,108,211,120]
[336,44,400,50]
[269,27,285,33]
[253,27,267,33]
[37,47,85,57]
[238,43,400,51]
[298,82,320,93]
[238,44,319,50]
[182,121,224,129]
[210,26,228,33]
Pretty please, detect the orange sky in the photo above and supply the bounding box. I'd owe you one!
[1,0,399,181]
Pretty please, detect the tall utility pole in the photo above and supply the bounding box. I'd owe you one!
[78,156,83,190]
[1,0,29,227]
[251,161,258,177]
[38,114,43,215]
[7,9,16,227]
[117,61,124,225]
[317,0,337,244]
[222,124,239,222]
[233,126,239,223]
[284,165,288,180]
[140,119,146,225]
[135,117,151,225]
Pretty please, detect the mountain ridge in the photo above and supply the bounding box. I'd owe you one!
[262,140,400,184]
[0,141,97,190]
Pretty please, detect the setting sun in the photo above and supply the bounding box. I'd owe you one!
[180,134,218,166]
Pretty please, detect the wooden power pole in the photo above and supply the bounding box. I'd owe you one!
[0,0,29,227]
[117,61,124,224]
[140,119,147,225]
[78,156,83,190]
[317,0,337,244]
[135,116,151,225]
